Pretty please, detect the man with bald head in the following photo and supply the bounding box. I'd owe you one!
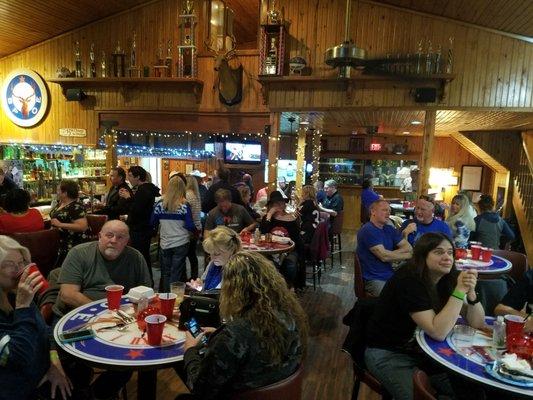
[400,196,451,246]
[54,220,152,317]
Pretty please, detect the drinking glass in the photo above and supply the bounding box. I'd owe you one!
[170,282,186,307]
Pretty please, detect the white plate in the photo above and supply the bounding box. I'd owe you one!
[271,235,291,244]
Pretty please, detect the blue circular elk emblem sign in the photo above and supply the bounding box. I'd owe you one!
[1,69,48,127]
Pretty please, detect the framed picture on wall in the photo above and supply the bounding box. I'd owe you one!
[460,165,483,191]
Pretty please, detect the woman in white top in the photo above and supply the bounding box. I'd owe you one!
[185,175,202,280]
[445,194,476,249]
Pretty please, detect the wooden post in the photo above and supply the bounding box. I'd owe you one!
[419,110,436,195]
[311,129,321,184]
[295,127,307,195]
[267,112,281,192]
[105,133,117,190]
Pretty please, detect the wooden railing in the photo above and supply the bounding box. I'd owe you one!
[515,147,533,227]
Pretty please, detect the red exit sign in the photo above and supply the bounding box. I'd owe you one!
[370,143,382,151]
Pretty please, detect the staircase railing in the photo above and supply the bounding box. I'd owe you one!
[515,147,533,227]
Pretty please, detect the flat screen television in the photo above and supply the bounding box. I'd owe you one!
[224,141,262,163]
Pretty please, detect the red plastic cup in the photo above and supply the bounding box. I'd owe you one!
[403,201,409,209]
[158,293,177,320]
[145,314,166,346]
[505,314,526,341]
[507,332,533,361]
[481,247,493,262]
[27,263,49,295]
[454,248,467,260]
[470,245,482,260]
[105,285,124,310]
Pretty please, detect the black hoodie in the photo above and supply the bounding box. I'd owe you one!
[127,182,160,232]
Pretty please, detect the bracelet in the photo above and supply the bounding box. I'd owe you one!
[50,350,59,361]
[467,292,481,305]
[451,290,466,301]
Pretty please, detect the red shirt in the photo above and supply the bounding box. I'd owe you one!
[0,208,45,233]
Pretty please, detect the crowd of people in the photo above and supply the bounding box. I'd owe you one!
[0,161,527,400]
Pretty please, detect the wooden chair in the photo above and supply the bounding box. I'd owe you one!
[305,221,330,290]
[86,214,108,240]
[230,364,304,400]
[353,252,375,299]
[413,369,437,400]
[9,228,61,278]
[330,210,344,268]
[493,249,529,283]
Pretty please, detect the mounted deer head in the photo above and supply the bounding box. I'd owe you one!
[205,1,243,106]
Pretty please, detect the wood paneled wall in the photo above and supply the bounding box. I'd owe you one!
[268,0,533,110]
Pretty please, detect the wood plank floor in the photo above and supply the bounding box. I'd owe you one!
[124,230,382,400]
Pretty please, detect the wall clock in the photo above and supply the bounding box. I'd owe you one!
[1,69,48,127]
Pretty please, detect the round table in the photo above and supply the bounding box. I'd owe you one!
[455,255,512,275]
[54,297,185,399]
[416,318,533,397]
[241,239,295,255]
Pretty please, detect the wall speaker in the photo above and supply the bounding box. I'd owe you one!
[65,88,86,101]
[414,88,437,103]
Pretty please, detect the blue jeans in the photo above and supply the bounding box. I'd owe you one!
[160,242,189,292]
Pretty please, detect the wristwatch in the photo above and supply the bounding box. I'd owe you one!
[467,292,481,305]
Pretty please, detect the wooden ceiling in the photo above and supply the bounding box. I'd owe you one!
[281,110,533,136]
[373,0,533,38]
[0,0,149,58]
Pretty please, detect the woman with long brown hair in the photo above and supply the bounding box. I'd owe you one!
[182,251,308,399]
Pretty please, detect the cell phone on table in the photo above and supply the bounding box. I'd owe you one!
[59,329,95,343]
[184,317,208,345]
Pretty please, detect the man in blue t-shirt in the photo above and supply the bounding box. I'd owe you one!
[400,197,452,246]
[356,200,412,296]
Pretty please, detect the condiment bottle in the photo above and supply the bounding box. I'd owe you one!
[492,316,506,349]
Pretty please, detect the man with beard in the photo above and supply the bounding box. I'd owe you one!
[52,220,151,399]
[53,220,151,317]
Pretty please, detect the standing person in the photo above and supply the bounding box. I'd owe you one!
[50,180,89,265]
[185,175,202,280]
[152,177,196,292]
[314,180,326,204]
[119,166,160,281]
[364,233,486,400]
[242,173,254,199]
[472,194,515,249]
[276,176,289,198]
[94,167,132,220]
[202,165,243,213]
[189,170,208,205]
[0,188,44,233]
[181,251,308,400]
[298,185,320,244]
[260,191,303,287]
[361,179,381,212]
[445,194,476,249]
[400,196,452,246]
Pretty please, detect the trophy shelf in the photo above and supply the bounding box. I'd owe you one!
[320,151,421,161]
[257,73,455,104]
[48,77,204,104]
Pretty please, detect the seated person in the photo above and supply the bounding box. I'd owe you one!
[53,220,152,399]
[298,185,320,244]
[320,179,344,221]
[472,194,515,249]
[181,251,307,399]
[495,269,533,333]
[365,233,486,400]
[204,189,256,236]
[260,190,303,287]
[0,236,74,400]
[237,185,260,221]
[400,196,452,246]
[356,200,412,296]
[188,226,241,292]
[0,188,44,233]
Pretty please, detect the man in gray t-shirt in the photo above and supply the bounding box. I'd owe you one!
[54,220,152,317]
[204,188,256,235]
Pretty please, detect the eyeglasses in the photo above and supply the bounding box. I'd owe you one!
[1,260,27,274]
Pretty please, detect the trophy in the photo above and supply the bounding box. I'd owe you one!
[446,37,454,74]
[112,41,126,77]
[177,0,198,78]
[74,41,83,77]
[89,43,96,78]
[434,44,442,74]
[165,39,173,77]
[415,39,423,75]
[128,31,141,77]
[100,51,107,78]
[153,41,167,77]
[425,40,433,75]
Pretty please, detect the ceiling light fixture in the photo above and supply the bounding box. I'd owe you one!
[402,131,410,135]
[411,120,422,125]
